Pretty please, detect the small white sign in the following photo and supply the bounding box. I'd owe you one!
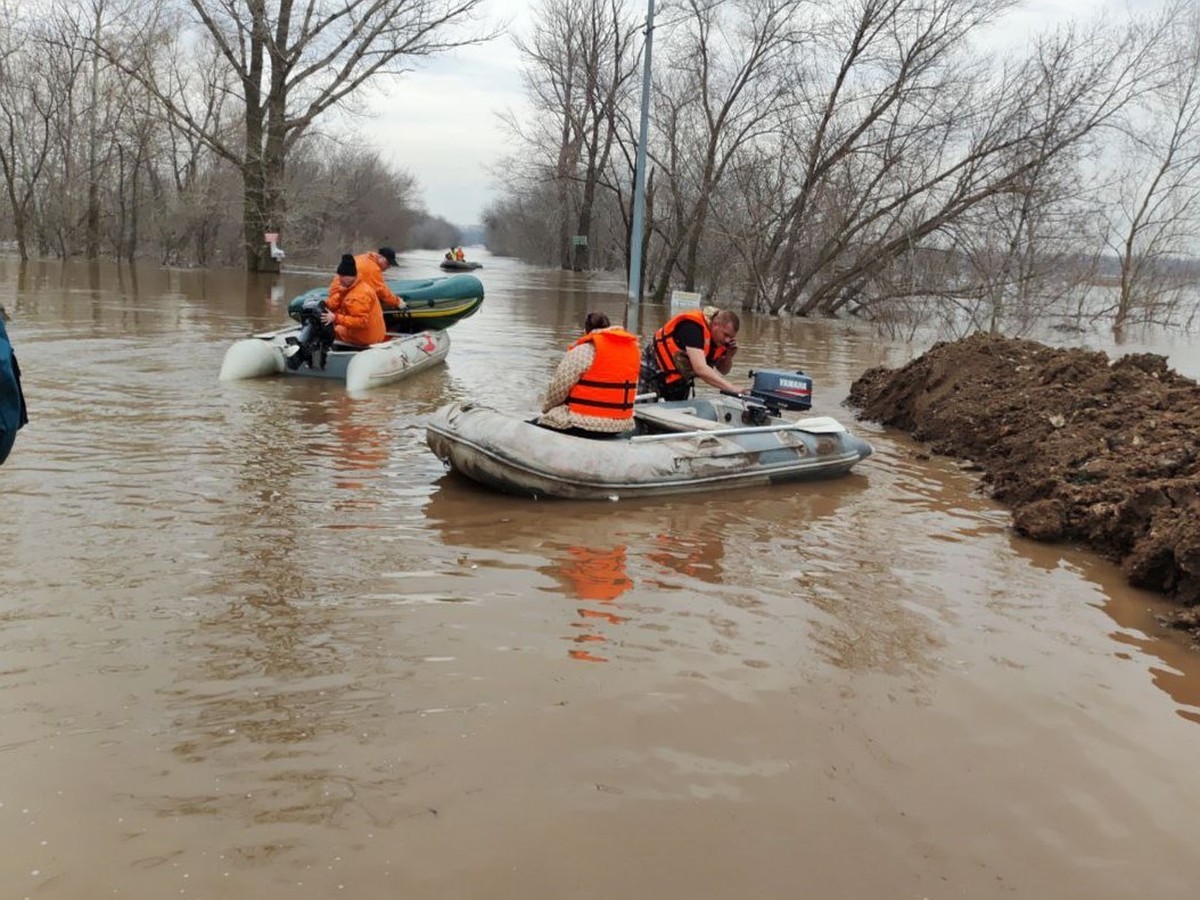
[669,289,701,308]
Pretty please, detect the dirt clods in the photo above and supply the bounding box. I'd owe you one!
[849,334,1200,637]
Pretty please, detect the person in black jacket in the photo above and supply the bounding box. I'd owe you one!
[0,304,29,466]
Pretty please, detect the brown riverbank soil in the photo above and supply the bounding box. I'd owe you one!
[848,333,1200,639]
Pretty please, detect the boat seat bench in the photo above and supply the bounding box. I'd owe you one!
[633,405,725,433]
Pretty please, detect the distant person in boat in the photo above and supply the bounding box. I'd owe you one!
[444,249,455,262]
[328,247,406,314]
[537,311,641,438]
[0,304,29,466]
[638,307,744,401]
[320,254,387,346]
[454,247,466,261]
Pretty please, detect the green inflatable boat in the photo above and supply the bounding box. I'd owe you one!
[287,273,484,334]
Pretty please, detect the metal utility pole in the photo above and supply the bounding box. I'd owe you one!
[627,0,655,305]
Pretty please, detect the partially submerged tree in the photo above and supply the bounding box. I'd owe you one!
[752,0,1169,325]
[646,0,804,300]
[0,3,63,260]
[100,0,491,271]
[488,0,1194,338]
[505,0,639,271]
[284,140,420,260]
[1106,0,1200,331]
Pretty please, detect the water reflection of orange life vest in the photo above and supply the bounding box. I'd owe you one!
[556,545,634,663]
[647,530,724,581]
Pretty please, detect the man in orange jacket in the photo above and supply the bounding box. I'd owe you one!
[321,254,387,346]
[638,306,744,401]
[538,311,640,437]
[328,247,406,314]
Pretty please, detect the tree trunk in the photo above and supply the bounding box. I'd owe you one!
[572,168,595,270]
[85,3,102,259]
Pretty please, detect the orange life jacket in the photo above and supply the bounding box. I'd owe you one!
[328,278,386,346]
[566,328,640,420]
[328,253,401,309]
[650,309,711,386]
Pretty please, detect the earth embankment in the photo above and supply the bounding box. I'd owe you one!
[848,334,1200,637]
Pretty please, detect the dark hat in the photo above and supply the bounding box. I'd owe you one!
[336,254,357,277]
[377,246,398,267]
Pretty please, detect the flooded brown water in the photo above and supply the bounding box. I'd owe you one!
[3,251,1200,899]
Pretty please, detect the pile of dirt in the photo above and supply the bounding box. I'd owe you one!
[849,333,1200,638]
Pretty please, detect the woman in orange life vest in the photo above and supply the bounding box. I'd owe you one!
[537,311,641,438]
[637,306,745,401]
[321,254,387,346]
[327,247,407,314]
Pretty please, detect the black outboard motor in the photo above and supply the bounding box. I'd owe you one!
[284,298,334,370]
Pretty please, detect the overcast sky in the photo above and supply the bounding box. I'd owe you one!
[355,3,533,228]
[354,0,1150,228]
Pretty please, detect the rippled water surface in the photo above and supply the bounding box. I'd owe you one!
[3,252,1200,899]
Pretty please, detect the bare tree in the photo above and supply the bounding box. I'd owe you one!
[99,0,491,272]
[481,186,562,264]
[55,0,165,262]
[1106,0,1200,331]
[487,0,1192,344]
[505,0,639,270]
[147,30,242,265]
[507,0,585,269]
[569,0,639,271]
[755,0,1169,323]
[285,140,420,260]
[645,0,803,300]
[945,124,1106,336]
[758,0,1015,315]
[0,3,66,260]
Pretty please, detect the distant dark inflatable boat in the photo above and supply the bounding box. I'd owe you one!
[439,259,483,271]
[0,314,29,465]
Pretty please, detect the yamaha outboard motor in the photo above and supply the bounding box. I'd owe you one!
[284,298,335,370]
[748,369,813,411]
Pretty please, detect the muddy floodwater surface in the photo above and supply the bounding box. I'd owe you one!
[3,252,1200,899]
